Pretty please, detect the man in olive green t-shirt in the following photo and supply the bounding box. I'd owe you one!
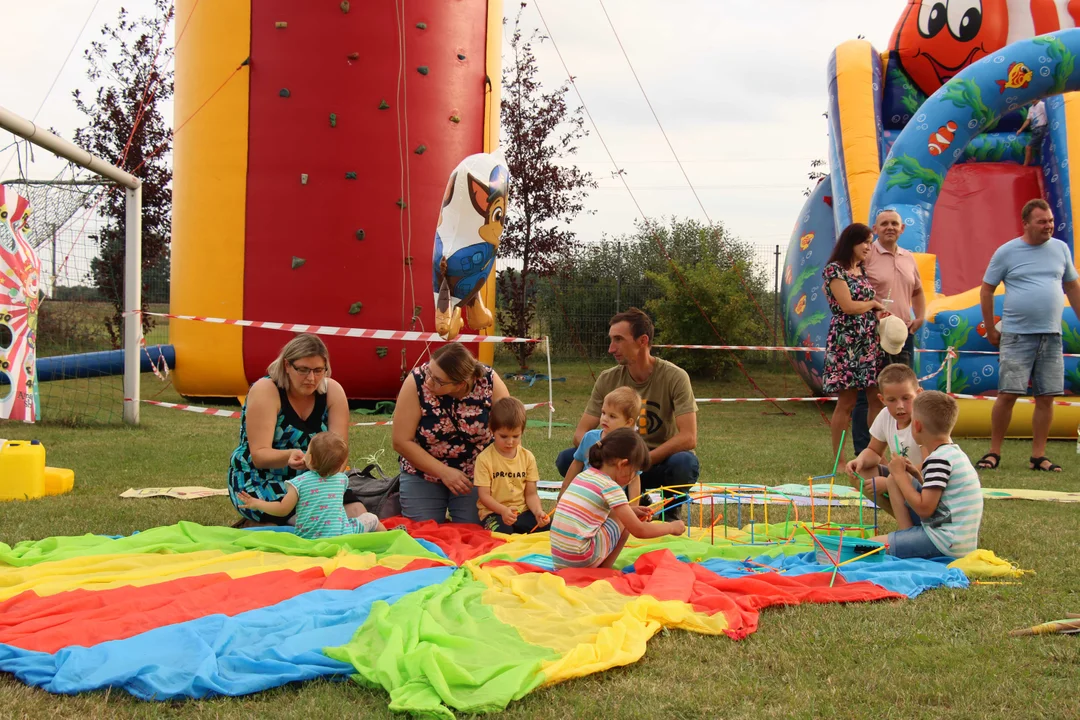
[555,308,699,504]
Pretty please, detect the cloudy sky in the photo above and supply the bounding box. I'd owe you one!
[0,0,909,262]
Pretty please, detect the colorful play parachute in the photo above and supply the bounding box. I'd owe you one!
[0,520,968,717]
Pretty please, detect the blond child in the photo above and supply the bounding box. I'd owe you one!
[846,364,923,511]
[475,397,548,534]
[551,428,685,570]
[560,387,643,502]
[870,391,983,559]
[238,432,385,539]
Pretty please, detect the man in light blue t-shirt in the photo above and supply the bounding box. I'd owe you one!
[977,199,1080,473]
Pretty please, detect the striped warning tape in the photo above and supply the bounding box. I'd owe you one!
[136,399,554,422]
[127,311,540,344]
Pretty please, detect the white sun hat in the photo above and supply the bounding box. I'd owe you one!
[878,315,909,356]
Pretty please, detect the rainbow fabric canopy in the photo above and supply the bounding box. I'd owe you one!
[0,520,968,717]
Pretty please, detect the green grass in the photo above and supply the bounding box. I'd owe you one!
[2,360,1080,719]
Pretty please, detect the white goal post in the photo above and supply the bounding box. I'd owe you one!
[0,104,143,424]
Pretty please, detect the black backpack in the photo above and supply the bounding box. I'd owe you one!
[345,463,401,520]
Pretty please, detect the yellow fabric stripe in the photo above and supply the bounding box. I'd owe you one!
[471,564,727,688]
[0,550,439,600]
[835,40,881,226]
[1063,92,1080,267]
[170,0,250,396]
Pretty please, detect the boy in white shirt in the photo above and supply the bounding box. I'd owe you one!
[1018,99,1048,167]
[846,364,922,514]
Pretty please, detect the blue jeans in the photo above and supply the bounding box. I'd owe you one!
[998,332,1064,396]
[852,334,915,456]
[554,447,701,499]
[399,472,481,524]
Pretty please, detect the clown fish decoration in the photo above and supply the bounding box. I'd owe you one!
[890,0,1080,97]
[928,121,958,155]
[431,150,509,341]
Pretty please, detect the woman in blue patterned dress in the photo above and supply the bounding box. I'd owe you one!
[228,333,356,525]
[392,343,510,523]
[822,223,886,465]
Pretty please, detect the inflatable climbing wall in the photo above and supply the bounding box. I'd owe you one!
[171,0,502,399]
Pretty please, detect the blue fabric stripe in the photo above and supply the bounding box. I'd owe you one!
[0,566,455,700]
[698,552,968,598]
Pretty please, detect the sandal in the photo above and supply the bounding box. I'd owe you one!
[976,453,1000,470]
[1029,456,1063,472]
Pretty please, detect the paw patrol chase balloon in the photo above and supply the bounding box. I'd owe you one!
[431,150,509,341]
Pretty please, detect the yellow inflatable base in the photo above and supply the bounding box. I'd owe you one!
[953,399,1080,439]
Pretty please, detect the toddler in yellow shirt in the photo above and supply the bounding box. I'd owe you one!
[475,397,548,533]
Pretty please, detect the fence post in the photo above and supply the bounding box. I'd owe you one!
[773,244,781,364]
[615,240,622,313]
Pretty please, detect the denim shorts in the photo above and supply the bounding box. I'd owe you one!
[997,332,1064,396]
[887,524,943,559]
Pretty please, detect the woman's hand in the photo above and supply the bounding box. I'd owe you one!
[440,466,473,496]
[870,299,886,313]
[287,449,307,470]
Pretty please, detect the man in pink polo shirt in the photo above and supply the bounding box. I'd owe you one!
[851,208,927,455]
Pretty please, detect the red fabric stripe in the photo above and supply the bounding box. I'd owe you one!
[486,550,901,639]
[1070,0,1080,24]
[383,517,506,564]
[1031,0,1063,33]
[0,559,443,653]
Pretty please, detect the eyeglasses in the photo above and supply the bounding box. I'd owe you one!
[426,372,457,388]
[290,362,327,377]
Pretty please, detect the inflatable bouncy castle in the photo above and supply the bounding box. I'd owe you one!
[782,0,1080,437]
[170,0,503,400]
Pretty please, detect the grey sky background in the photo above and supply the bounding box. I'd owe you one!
[0,0,908,258]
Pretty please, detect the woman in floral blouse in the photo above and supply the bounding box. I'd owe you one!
[392,343,510,523]
[822,222,886,464]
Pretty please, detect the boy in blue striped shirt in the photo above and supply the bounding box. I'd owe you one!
[871,391,983,559]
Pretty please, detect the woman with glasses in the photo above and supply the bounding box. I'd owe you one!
[228,333,357,525]
[392,343,509,523]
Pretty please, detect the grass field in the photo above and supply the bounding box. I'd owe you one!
[2,360,1079,719]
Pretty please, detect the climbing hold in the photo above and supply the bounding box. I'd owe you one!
[414,305,423,318]
[355,229,365,241]
[240,57,251,67]
[449,114,461,124]
[291,256,306,270]
[378,99,390,110]
[300,173,309,185]
[275,21,288,29]
[279,88,290,98]
[340,0,350,13]
[329,113,337,127]
[376,346,389,358]
[345,172,357,180]
[457,53,466,61]
[347,52,360,61]
[396,198,407,209]
[414,144,427,155]
[417,66,429,76]
[404,256,414,265]
[348,302,363,315]
[415,22,427,29]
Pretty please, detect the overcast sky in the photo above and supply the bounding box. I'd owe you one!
[0,0,909,260]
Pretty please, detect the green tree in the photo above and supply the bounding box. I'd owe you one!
[73,0,174,346]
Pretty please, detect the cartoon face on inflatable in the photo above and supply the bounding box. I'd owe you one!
[890,0,1007,96]
[891,0,1080,96]
[431,150,510,341]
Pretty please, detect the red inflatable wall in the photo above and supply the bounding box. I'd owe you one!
[243,1,491,398]
[928,163,1045,297]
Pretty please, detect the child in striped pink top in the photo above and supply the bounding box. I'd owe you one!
[551,428,685,570]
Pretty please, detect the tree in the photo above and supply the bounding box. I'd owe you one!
[73,0,174,347]
[498,3,596,368]
[803,158,827,197]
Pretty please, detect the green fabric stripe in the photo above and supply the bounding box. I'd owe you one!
[0,521,442,567]
[324,569,557,719]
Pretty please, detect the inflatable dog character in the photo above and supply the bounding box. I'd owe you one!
[432,150,509,341]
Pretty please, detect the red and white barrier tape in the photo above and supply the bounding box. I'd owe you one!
[917,348,957,383]
[695,396,836,404]
[949,393,1080,408]
[127,311,540,344]
[134,399,554,422]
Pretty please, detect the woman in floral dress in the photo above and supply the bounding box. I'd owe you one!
[822,223,886,464]
[392,343,510,523]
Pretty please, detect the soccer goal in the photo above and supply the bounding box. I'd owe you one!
[0,104,144,425]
